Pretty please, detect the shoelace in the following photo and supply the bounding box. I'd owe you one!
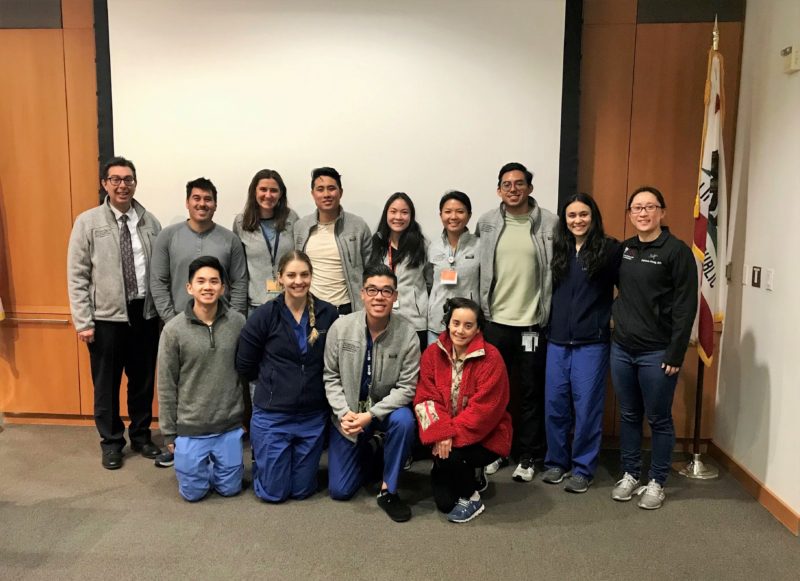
[636,480,662,497]
[616,473,638,488]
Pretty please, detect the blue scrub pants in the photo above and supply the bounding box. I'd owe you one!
[174,427,245,502]
[610,343,678,485]
[544,342,609,479]
[250,407,328,502]
[328,407,415,500]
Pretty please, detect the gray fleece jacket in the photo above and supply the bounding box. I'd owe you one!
[157,300,246,445]
[67,197,161,331]
[323,311,420,442]
[294,208,372,310]
[232,210,300,309]
[426,230,480,333]
[476,197,557,325]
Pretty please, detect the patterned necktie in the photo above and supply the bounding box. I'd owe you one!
[119,214,138,301]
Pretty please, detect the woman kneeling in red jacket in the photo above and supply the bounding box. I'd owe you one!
[414,297,512,523]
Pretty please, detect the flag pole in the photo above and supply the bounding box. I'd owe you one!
[673,16,721,480]
[673,355,719,478]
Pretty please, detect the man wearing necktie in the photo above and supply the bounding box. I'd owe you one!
[68,156,163,470]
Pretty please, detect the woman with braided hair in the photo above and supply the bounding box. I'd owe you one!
[236,250,338,502]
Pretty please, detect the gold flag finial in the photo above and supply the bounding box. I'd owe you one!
[712,15,720,51]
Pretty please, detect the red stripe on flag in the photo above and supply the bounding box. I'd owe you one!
[697,295,714,364]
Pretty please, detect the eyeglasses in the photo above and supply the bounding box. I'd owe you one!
[628,204,662,215]
[105,176,136,186]
[500,180,528,192]
[363,286,396,298]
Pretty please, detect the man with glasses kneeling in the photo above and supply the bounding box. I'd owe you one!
[323,264,420,522]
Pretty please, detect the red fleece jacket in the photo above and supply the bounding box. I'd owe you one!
[413,331,512,458]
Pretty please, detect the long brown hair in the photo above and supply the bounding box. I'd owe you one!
[277,250,320,346]
[241,169,290,232]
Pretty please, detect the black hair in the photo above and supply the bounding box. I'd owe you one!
[628,185,666,209]
[371,192,426,269]
[241,169,290,232]
[438,190,472,214]
[101,156,137,181]
[442,297,485,331]
[552,193,611,285]
[497,162,533,187]
[186,177,218,202]
[362,263,397,288]
[311,166,342,190]
[187,255,226,283]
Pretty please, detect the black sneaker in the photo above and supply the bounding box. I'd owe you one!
[377,491,411,522]
[132,441,161,459]
[154,452,174,468]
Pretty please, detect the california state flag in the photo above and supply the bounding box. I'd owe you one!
[692,48,728,367]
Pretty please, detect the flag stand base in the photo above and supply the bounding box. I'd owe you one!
[673,453,719,480]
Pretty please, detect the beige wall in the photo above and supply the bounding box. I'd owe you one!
[714,0,800,514]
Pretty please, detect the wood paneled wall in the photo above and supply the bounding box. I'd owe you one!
[0,0,104,418]
[579,0,743,438]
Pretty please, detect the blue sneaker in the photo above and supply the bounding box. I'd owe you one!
[447,497,485,523]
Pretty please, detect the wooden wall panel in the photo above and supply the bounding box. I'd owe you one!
[62,0,93,29]
[64,27,100,222]
[578,23,637,241]
[583,0,637,25]
[626,22,742,243]
[0,30,73,314]
[0,314,81,414]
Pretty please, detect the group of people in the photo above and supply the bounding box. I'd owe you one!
[66,157,697,523]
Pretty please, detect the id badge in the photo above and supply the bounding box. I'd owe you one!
[521,331,539,353]
[440,269,458,285]
[266,279,282,293]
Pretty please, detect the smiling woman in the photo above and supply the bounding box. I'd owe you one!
[235,249,339,503]
[609,186,698,510]
[233,169,299,312]
[414,297,512,523]
[370,193,428,350]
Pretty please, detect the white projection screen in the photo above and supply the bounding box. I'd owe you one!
[108,0,566,235]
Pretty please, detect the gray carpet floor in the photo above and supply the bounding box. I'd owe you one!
[1,425,798,580]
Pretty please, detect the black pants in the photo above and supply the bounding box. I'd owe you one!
[431,445,498,513]
[88,300,160,453]
[483,321,547,462]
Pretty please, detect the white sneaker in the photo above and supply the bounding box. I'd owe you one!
[512,458,534,482]
[485,457,508,475]
[611,472,640,501]
[636,480,665,510]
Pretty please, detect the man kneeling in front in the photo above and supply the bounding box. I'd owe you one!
[157,256,247,501]
[324,264,420,521]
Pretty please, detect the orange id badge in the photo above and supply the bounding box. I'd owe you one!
[440,269,458,285]
[266,279,282,293]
